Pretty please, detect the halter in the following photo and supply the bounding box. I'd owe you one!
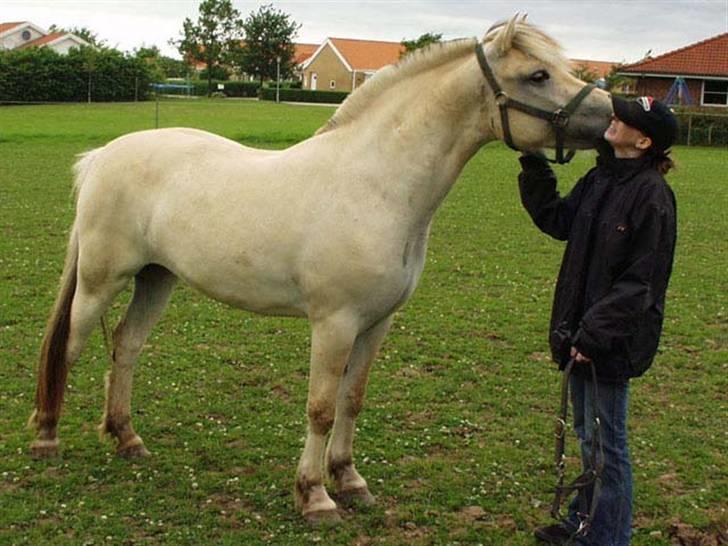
[476,44,597,164]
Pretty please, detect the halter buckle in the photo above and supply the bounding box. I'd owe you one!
[551,109,570,129]
[495,91,509,106]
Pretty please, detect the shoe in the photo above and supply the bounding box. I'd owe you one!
[534,522,575,544]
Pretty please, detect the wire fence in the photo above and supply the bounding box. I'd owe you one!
[2,97,727,147]
[674,112,728,147]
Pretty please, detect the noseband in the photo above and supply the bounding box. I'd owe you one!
[476,44,597,164]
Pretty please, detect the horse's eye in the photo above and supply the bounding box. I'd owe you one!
[529,70,550,83]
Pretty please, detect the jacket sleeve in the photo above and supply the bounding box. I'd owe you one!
[518,154,589,241]
[575,187,677,358]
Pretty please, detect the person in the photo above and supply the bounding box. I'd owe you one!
[519,96,678,545]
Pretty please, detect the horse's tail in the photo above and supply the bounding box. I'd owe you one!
[28,224,79,431]
[28,149,98,431]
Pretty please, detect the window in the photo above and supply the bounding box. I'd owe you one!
[703,80,728,106]
[21,30,31,41]
[329,80,336,89]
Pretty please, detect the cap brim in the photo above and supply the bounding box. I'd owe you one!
[612,96,641,127]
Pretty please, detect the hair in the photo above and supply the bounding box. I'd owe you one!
[647,148,676,175]
[316,38,477,135]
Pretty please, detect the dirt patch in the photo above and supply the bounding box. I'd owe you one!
[668,521,728,546]
[270,384,290,401]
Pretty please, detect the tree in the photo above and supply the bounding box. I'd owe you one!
[604,64,630,93]
[134,45,189,80]
[171,0,243,95]
[401,32,443,57]
[48,25,105,47]
[571,63,600,83]
[237,4,300,85]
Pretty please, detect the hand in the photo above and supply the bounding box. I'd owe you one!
[570,346,592,363]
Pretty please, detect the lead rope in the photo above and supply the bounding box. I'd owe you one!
[551,357,605,544]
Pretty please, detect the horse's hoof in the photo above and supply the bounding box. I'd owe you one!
[117,442,150,459]
[335,487,376,508]
[303,509,342,527]
[30,439,59,459]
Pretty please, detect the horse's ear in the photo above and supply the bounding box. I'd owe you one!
[492,14,519,55]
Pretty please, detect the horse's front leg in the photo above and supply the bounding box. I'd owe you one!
[325,315,393,508]
[295,314,358,525]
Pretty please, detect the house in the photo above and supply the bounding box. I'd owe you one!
[301,38,405,92]
[618,32,728,107]
[294,43,318,66]
[189,42,319,81]
[0,21,88,54]
[570,59,616,79]
[569,58,633,94]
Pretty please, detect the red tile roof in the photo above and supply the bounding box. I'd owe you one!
[329,38,405,71]
[570,59,617,79]
[620,33,728,77]
[17,32,66,49]
[0,21,25,34]
[294,43,318,65]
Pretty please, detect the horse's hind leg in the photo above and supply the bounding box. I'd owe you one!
[326,315,392,507]
[100,265,176,458]
[295,313,358,524]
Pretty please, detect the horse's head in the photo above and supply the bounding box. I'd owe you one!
[480,15,612,159]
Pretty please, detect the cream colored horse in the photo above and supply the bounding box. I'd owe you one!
[29,17,612,523]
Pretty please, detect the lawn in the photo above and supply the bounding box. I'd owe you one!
[0,100,725,545]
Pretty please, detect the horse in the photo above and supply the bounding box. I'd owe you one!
[28,16,612,524]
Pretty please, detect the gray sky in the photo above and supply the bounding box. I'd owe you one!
[2,0,727,63]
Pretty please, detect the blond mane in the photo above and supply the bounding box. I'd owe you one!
[316,38,477,135]
[316,21,568,136]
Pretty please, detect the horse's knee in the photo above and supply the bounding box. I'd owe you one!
[307,400,335,435]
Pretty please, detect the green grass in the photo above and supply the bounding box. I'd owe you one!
[1,100,726,545]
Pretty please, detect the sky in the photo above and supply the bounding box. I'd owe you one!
[2,0,727,63]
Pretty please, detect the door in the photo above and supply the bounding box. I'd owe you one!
[311,73,318,91]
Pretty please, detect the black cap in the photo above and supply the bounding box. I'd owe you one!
[612,96,678,151]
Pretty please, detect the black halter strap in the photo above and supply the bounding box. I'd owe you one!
[475,44,597,164]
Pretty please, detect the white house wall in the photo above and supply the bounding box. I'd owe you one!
[0,24,45,51]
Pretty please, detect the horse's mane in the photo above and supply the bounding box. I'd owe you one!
[316,21,567,136]
[316,38,477,135]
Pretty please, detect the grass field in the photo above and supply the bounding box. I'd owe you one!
[1,100,726,545]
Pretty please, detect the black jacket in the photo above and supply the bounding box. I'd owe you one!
[518,153,677,382]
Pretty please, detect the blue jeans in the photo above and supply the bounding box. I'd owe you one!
[566,371,632,546]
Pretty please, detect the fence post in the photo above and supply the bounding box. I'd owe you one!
[687,114,692,147]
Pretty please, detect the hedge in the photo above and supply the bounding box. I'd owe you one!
[259,87,349,104]
[0,46,154,103]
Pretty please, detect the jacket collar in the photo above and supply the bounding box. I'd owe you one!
[597,154,652,184]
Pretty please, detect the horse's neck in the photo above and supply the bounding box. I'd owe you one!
[339,55,494,224]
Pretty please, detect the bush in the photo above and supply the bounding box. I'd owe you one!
[198,65,230,81]
[259,87,349,104]
[673,109,728,147]
[0,46,154,102]
[189,80,260,98]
